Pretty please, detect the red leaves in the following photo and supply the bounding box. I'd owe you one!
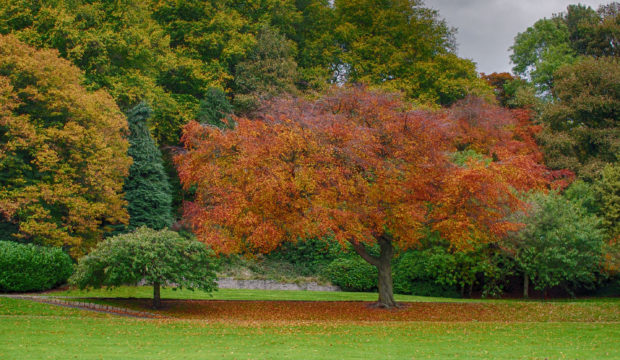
[176,87,558,255]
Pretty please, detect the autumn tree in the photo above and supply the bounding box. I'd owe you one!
[0,0,210,145]
[481,72,520,107]
[0,35,131,254]
[176,87,552,307]
[123,102,173,231]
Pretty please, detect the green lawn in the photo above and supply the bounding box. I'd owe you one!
[48,285,620,303]
[0,287,620,360]
[51,286,469,302]
[2,290,619,359]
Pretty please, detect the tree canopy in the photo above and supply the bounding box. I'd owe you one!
[506,190,606,297]
[510,2,619,96]
[537,56,619,180]
[0,34,131,255]
[1,0,493,150]
[176,87,554,307]
[71,227,217,308]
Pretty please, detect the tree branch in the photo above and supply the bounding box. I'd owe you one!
[348,239,380,267]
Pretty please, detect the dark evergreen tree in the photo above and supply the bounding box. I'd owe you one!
[197,87,234,128]
[124,102,174,230]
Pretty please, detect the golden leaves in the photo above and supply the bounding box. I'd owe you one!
[0,35,131,255]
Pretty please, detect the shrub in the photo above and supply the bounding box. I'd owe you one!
[392,249,461,298]
[506,191,606,297]
[0,241,73,292]
[268,237,344,275]
[70,227,217,308]
[323,258,377,291]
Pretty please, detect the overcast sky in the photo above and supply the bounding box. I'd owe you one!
[424,0,609,74]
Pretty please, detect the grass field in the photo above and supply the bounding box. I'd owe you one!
[48,285,620,303]
[1,288,619,359]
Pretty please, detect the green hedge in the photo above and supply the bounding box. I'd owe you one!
[268,237,344,275]
[393,249,461,298]
[323,258,377,291]
[0,241,74,292]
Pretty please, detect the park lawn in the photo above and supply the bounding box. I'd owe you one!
[50,286,472,302]
[1,293,619,359]
[0,297,107,318]
[48,285,620,303]
[0,297,618,360]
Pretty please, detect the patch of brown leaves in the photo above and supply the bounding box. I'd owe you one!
[101,299,620,323]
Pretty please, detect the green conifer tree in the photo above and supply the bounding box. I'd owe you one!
[124,102,174,230]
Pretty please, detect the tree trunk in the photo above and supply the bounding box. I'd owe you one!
[153,281,161,309]
[349,236,397,308]
[523,273,529,299]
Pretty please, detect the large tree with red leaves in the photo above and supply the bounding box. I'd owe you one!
[176,87,556,307]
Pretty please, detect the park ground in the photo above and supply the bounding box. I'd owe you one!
[1,287,618,359]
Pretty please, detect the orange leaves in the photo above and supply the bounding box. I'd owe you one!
[177,86,557,256]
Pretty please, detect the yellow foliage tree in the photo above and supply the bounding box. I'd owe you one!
[0,35,131,255]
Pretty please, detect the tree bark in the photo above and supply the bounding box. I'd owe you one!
[523,273,529,299]
[349,236,397,308]
[153,281,161,309]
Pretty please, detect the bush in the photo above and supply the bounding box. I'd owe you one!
[323,258,377,291]
[0,241,73,292]
[393,249,461,298]
[70,227,217,308]
[268,237,344,275]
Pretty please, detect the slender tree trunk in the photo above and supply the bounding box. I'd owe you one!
[153,281,161,309]
[349,236,397,308]
[523,274,529,299]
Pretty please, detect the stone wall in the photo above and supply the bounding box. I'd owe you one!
[216,278,340,291]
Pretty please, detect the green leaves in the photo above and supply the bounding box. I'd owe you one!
[510,3,619,97]
[233,26,299,113]
[0,241,74,292]
[71,227,218,294]
[123,102,174,231]
[595,164,620,238]
[510,17,575,95]
[330,0,491,105]
[507,190,606,294]
[538,57,619,180]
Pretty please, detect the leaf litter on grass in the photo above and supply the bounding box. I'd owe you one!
[88,298,620,323]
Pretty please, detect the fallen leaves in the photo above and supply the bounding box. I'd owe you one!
[96,299,620,324]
